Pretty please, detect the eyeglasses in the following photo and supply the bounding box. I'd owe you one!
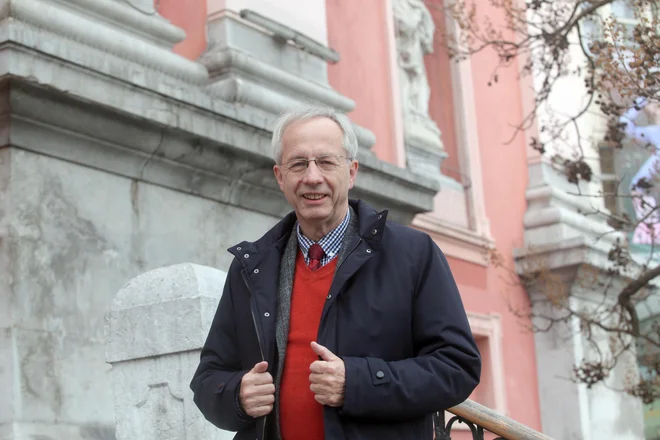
[282,155,352,174]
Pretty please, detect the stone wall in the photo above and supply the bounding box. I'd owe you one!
[3,150,278,440]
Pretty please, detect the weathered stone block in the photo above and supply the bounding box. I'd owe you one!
[105,263,233,440]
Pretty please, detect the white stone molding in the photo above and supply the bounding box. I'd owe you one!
[204,53,376,150]
[105,263,234,440]
[201,13,377,151]
[522,161,621,252]
[412,212,494,267]
[4,0,208,82]
[447,24,491,239]
[204,51,354,111]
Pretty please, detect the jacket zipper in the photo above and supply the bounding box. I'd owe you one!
[317,238,363,343]
[241,270,267,440]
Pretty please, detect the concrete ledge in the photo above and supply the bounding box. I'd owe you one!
[3,77,439,223]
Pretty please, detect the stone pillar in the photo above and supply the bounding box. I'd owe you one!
[105,263,233,440]
[391,0,447,180]
[515,161,645,439]
[200,0,377,152]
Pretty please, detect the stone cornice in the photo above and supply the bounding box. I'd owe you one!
[0,1,440,224]
[3,0,208,82]
[3,74,438,223]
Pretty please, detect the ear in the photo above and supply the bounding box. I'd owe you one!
[347,160,359,190]
[273,164,285,192]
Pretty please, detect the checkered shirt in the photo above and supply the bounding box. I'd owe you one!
[296,210,351,267]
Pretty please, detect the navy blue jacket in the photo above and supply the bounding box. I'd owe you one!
[190,199,481,439]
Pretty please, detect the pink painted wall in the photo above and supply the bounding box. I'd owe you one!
[325,0,399,164]
[157,0,208,60]
[450,0,542,431]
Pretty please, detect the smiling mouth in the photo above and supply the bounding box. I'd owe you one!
[302,194,326,200]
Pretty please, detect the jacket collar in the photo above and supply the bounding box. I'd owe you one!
[227,199,388,264]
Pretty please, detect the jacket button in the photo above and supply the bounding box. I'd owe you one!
[264,312,270,317]
[372,229,377,235]
[237,247,242,251]
[327,294,332,299]
[244,254,250,258]
[254,269,259,274]
[366,249,372,254]
[376,371,385,379]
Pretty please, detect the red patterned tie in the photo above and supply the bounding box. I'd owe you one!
[308,244,325,271]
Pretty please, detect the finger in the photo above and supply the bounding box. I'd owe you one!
[309,361,327,374]
[247,404,273,418]
[311,341,338,361]
[309,372,324,384]
[250,361,269,374]
[250,372,274,386]
[310,383,327,395]
[246,393,275,407]
[253,383,276,395]
[243,382,276,398]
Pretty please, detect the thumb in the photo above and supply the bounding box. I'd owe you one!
[251,361,268,374]
[311,341,338,361]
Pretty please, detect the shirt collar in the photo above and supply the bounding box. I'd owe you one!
[296,209,351,262]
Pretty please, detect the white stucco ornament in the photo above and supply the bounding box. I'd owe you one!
[392,0,446,177]
[393,0,435,121]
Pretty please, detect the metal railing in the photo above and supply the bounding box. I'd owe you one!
[435,399,554,440]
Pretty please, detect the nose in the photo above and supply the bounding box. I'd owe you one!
[302,161,324,184]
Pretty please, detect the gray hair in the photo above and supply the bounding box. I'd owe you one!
[271,106,359,164]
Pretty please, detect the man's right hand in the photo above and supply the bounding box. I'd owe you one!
[239,361,275,418]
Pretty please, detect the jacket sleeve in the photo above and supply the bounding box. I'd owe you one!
[341,235,481,420]
[189,263,255,432]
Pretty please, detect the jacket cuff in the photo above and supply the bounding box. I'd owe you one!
[342,356,390,417]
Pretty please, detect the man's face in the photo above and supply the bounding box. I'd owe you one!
[274,117,358,233]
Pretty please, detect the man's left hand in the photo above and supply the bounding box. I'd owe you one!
[309,341,345,407]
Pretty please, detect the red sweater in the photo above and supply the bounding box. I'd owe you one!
[279,251,337,440]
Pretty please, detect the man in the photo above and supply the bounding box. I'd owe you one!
[190,107,481,440]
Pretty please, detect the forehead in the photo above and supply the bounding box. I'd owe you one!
[281,117,344,158]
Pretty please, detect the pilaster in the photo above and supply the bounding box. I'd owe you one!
[515,160,645,439]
